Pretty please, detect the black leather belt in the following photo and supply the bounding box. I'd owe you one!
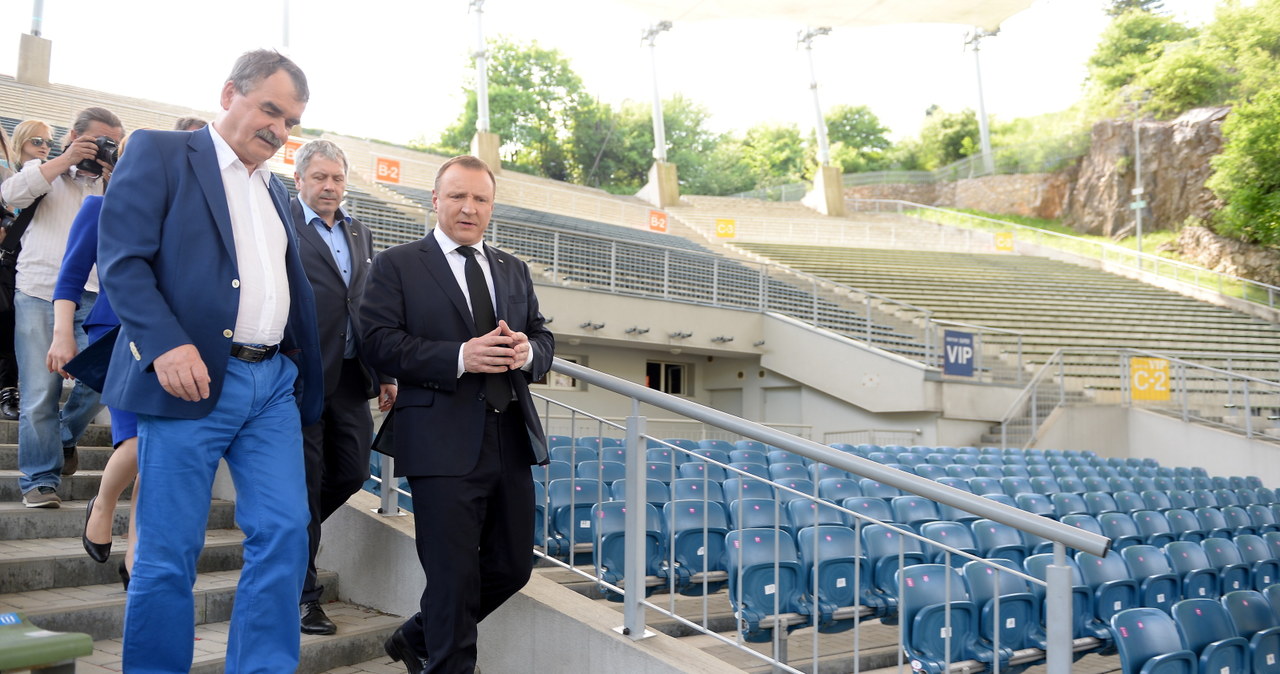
[230,343,279,363]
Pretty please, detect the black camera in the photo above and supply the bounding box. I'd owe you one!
[75,136,119,176]
[0,209,14,230]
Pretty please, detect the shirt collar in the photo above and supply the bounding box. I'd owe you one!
[433,227,484,258]
[299,198,349,230]
[208,123,271,183]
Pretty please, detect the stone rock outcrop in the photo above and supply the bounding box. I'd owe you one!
[1063,107,1228,237]
[846,170,1075,220]
[1172,225,1280,286]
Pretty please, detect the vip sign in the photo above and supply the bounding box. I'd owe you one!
[943,330,975,377]
[715,218,736,238]
[994,232,1014,252]
[1130,357,1171,401]
[648,210,668,233]
[375,157,402,184]
[281,139,303,165]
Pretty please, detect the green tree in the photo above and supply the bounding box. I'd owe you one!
[823,104,891,173]
[1133,43,1234,119]
[1206,88,1280,247]
[916,106,981,170]
[435,38,589,180]
[1087,10,1195,93]
[738,123,807,187]
[1106,0,1166,17]
[569,99,652,192]
[1201,0,1280,102]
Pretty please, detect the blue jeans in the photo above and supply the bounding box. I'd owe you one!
[123,355,308,674]
[15,290,103,493]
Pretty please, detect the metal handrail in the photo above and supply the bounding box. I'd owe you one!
[856,199,1280,310]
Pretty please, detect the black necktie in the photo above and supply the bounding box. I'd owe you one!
[458,246,510,411]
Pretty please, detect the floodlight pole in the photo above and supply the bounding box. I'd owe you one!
[642,21,672,162]
[31,0,43,36]
[470,0,490,133]
[798,27,833,166]
[966,29,997,176]
[281,0,290,50]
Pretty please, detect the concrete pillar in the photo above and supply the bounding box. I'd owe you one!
[17,33,52,87]
[636,161,679,208]
[802,164,845,217]
[470,131,502,174]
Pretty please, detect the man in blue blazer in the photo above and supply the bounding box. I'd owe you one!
[361,155,553,674]
[97,50,322,673]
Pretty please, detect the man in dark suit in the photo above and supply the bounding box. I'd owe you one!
[290,139,396,634]
[361,155,553,674]
[97,50,323,672]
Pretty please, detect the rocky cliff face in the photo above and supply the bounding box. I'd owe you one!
[1171,225,1280,286]
[1063,107,1228,237]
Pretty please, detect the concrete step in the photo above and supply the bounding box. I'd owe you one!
[0,469,131,502]
[0,499,237,540]
[0,443,115,472]
[0,529,246,593]
[73,600,402,674]
[0,420,113,447]
[0,568,339,641]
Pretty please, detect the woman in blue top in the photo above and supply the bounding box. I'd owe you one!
[46,143,137,588]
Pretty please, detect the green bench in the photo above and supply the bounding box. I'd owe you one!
[0,612,93,673]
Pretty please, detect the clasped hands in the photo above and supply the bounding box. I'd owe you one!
[463,320,530,374]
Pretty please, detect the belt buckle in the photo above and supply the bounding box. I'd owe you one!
[232,343,271,363]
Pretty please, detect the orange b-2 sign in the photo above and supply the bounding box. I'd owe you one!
[281,139,303,165]
[648,210,668,233]
[375,157,401,184]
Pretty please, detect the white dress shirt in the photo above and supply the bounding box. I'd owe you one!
[2,159,103,302]
[208,124,290,346]
[431,227,535,377]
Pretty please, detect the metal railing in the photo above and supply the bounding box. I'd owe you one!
[535,358,1106,673]
[851,200,1280,311]
[486,218,1026,380]
[539,414,813,442]
[1000,348,1280,449]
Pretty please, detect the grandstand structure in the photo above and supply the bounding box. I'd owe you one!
[3,69,1280,674]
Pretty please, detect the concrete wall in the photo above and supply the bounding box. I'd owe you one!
[845,173,1068,219]
[1034,404,1280,487]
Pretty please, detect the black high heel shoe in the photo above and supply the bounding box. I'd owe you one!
[82,496,112,563]
[118,561,130,591]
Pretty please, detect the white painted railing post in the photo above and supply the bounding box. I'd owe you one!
[1045,542,1074,674]
[621,405,649,639]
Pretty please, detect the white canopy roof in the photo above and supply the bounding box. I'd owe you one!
[616,0,1035,32]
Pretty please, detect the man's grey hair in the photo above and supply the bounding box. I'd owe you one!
[227,49,309,103]
[68,107,124,142]
[294,140,348,176]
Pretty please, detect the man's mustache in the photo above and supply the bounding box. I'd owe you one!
[255,129,284,150]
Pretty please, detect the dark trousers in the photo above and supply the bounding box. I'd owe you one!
[0,259,17,389]
[301,358,374,603]
[402,408,535,674]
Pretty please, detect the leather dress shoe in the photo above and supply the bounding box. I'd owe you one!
[300,600,337,635]
[61,446,78,476]
[0,387,17,420]
[383,628,427,674]
[82,496,112,563]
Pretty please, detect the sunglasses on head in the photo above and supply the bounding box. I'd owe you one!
[28,138,53,148]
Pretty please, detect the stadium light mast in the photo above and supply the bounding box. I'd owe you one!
[642,21,672,162]
[281,0,290,50]
[31,0,43,36]
[797,27,832,167]
[470,0,490,134]
[965,29,997,176]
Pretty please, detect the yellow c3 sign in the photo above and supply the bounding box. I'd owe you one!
[715,218,736,238]
[994,232,1014,252]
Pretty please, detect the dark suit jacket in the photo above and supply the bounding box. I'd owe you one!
[96,127,323,424]
[360,230,553,477]
[291,197,388,399]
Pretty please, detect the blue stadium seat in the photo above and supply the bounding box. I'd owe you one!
[729,498,792,535]
[692,448,730,465]
[971,519,1032,569]
[591,501,665,600]
[767,449,804,466]
[1000,476,1034,498]
[533,480,547,548]
[768,462,809,482]
[947,464,979,480]
[862,523,928,609]
[1109,477,1137,493]
[550,445,596,464]
[1061,513,1105,547]
[1167,491,1198,511]
[787,498,849,529]
[1266,532,1280,562]
[1108,608,1196,674]
[577,459,625,484]
[963,559,1038,659]
[1029,476,1061,496]
[1171,598,1249,674]
[532,460,573,484]
[975,465,1005,479]
[1165,509,1206,542]
[859,478,903,500]
[547,478,606,551]
[1131,476,1158,492]
[1220,590,1280,674]
[968,477,1004,496]
[1001,464,1031,479]
[578,436,622,449]
[925,452,952,467]
[545,435,571,451]
[663,499,728,595]
[728,462,769,481]
[817,478,861,503]
[920,521,979,568]
[1051,492,1090,519]
[1141,490,1173,512]
[698,439,734,454]
[1202,538,1252,595]
[1244,476,1264,490]
[1014,492,1056,520]
[722,477,775,502]
[734,440,768,454]
[808,463,850,484]
[1235,488,1257,506]
[610,478,670,506]
[1077,550,1140,622]
[896,564,1004,673]
[1113,490,1146,514]
[891,495,941,529]
[1233,533,1279,590]
[1193,507,1235,540]
[724,528,811,643]
[1133,510,1178,547]
[1221,505,1258,537]
[1228,477,1248,491]
[775,479,817,504]
[1213,488,1241,507]
[914,464,948,481]
[1082,477,1109,494]
[842,497,894,527]
[1023,553,1112,648]
[1098,512,1145,551]
[599,446,627,464]
[645,447,689,466]
[643,461,677,484]
[1191,489,1220,509]
[1027,464,1054,478]
[1083,491,1120,515]
[679,461,727,482]
[1055,475,1088,494]
[952,454,981,467]
[670,477,725,505]
[662,438,700,452]
[1121,545,1180,614]
[796,525,886,621]
[1165,540,1219,600]
[936,476,974,493]
[1266,586,1280,625]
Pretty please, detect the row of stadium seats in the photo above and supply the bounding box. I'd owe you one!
[1111,592,1280,674]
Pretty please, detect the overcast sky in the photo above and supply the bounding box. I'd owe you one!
[0,0,1220,144]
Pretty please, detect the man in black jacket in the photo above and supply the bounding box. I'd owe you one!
[291,139,396,634]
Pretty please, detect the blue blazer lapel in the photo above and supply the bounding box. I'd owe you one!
[420,232,477,334]
[187,128,237,262]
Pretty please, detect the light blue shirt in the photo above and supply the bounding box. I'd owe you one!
[301,199,357,358]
